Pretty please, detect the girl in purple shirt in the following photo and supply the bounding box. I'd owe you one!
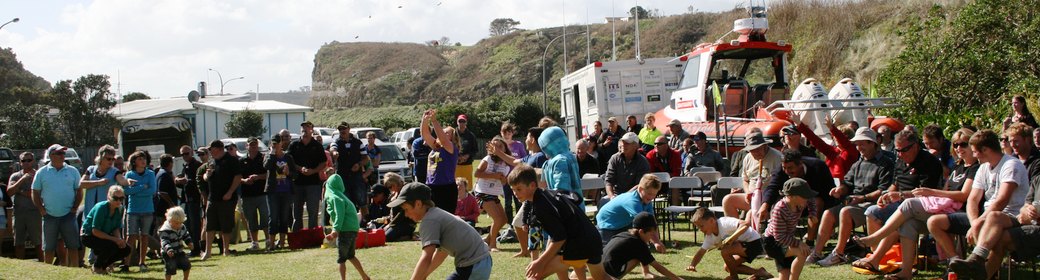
[421,109,460,214]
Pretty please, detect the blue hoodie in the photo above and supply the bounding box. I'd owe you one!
[537,127,582,199]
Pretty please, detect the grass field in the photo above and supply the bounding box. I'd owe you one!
[0,218,1033,279]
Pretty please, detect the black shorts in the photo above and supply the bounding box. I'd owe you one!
[163,252,191,275]
[1010,225,1040,260]
[763,236,795,270]
[475,192,501,209]
[946,212,972,235]
[740,239,764,264]
[206,200,237,233]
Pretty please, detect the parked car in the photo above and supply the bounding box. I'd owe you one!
[220,138,271,158]
[314,127,337,147]
[368,140,412,182]
[0,147,14,185]
[40,147,83,171]
[350,127,388,142]
[389,128,419,153]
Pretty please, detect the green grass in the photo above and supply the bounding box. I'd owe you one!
[0,220,1033,279]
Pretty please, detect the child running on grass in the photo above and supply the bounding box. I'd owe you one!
[601,212,681,279]
[324,174,371,280]
[157,206,193,280]
[687,208,772,280]
[507,164,608,280]
[390,182,493,280]
[762,178,817,280]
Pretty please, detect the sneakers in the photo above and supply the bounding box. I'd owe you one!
[138,264,148,272]
[817,252,847,267]
[247,242,260,251]
[807,251,825,264]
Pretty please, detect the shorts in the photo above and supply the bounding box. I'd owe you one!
[895,198,934,238]
[206,199,238,233]
[825,202,872,227]
[475,192,501,209]
[448,255,492,280]
[1010,225,1040,260]
[163,252,191,275]
[336,231,359,263]
[561,259,588,268]
[865,202,899,221]
[528,226,546,251]
[945,212,973,235]
[42,212,81,252]
[763,236,794,270]
[740,239,765,263]
[13,209,42,244]
[344,175,369,208]
[126,213,154,235]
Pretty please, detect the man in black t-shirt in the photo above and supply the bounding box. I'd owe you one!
[288,121,328,231]
[330,122,370,217]
[239,137,271,250]
[203,140,242,259]
[175,145,204,256]
[601,212,681,279]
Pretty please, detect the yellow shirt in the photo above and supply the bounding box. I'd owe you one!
[637,127,662,146]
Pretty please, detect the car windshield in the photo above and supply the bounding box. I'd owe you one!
[65,150,79,158]
[379,145,406,161]
[316,128,336,137]
[0,149,12,160]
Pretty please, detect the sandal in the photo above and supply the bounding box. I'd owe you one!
[851,258,881,274]
[851,236,868,249]
[882,273,910,280]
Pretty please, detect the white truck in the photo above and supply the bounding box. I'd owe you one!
[559,57,688,144]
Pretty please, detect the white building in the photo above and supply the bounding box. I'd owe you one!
[193,100,311,147]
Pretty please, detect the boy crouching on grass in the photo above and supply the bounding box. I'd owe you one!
[687,208,772,280]
[390,182,493,280]
[601,212,681,279]
[762,178,817,280]
[324,174,371,280]
[158,207,193,280]
[507,164,608,280]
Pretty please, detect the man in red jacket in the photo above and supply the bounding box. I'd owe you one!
[647,136,682,204]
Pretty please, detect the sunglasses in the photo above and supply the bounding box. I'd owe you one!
[112,196,125,202]
[103,157,116,162]
[181,152,192,156]
[654,142,668,146]
[952,142,969,149]
[895,144,914,153]
[20,159,33,163]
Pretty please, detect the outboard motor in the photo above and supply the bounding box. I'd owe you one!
[828,78,875,128]
[790,78,842,145]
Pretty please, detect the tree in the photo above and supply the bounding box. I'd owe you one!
[121,92,150,102]
[629,6,649,20]
[49,74,120,147]
[225,109,266,138]
[489,18,521,36]
[0,103,59,149]
[438,36,451,46]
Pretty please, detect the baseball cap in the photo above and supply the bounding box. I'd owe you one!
[692,131,707,142]
[208,140,225,149]
[387,182,432,208]
[270,136,281,144]
[457,114,468,121]
[620,132,640,144]
[300,121,314,127]
[607,116,618,123]
[337,121,350,130]
[850,127,878,143]
[632,212,658,230]
[781,125,799,136]
[46,144,67,155]
[742,132,771,151]
[782,178,818,199]
[668,119,682,127]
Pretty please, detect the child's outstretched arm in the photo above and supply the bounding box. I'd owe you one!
[650,261,682,280]
[687,248,708,271]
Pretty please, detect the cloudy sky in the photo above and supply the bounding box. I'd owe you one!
[0,0,736,99]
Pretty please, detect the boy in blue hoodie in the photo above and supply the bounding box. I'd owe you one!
[324,174,371,280]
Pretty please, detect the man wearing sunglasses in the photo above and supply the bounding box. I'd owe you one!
[175,145,205,256]
[646,135,682,205]
[7,152,42,261]
[32,144,83,267]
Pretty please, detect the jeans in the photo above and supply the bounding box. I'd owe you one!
[42,212,81,252]
[448,255,493,280]
[267,192,294,234]
[293,184,323,230]
[241,195,270,232]
[82,235,130,269]
[183,201,203,253]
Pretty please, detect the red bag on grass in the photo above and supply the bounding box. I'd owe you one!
[288,226,325,249]
[354,228,387,249]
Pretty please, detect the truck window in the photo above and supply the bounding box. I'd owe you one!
[678,55,701,89]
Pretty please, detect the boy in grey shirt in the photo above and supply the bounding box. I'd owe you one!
[389,183,493,280]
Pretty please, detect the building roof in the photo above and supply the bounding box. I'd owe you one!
[193,100,312,114]
[111,98,194,120]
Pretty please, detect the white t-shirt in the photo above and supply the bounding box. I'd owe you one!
[700,217,761,250]
[474,156,511,196]
[972,154,1030,216]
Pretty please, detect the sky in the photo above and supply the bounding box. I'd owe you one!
[0,0,737,99]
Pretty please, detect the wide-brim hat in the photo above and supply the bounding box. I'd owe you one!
[850,127,878,144]
[742,132,772,151]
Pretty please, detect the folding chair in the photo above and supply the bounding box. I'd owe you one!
[662,176,703,244]
[708,177,743,215]
[650,172,673,216]
[689,171,721,206]
[581,177,606,219]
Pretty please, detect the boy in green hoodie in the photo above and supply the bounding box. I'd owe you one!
[324,174,371,280]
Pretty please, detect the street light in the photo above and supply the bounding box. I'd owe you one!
[542,31,586,114]
[0,18,20,31]
[208,68,244,95]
